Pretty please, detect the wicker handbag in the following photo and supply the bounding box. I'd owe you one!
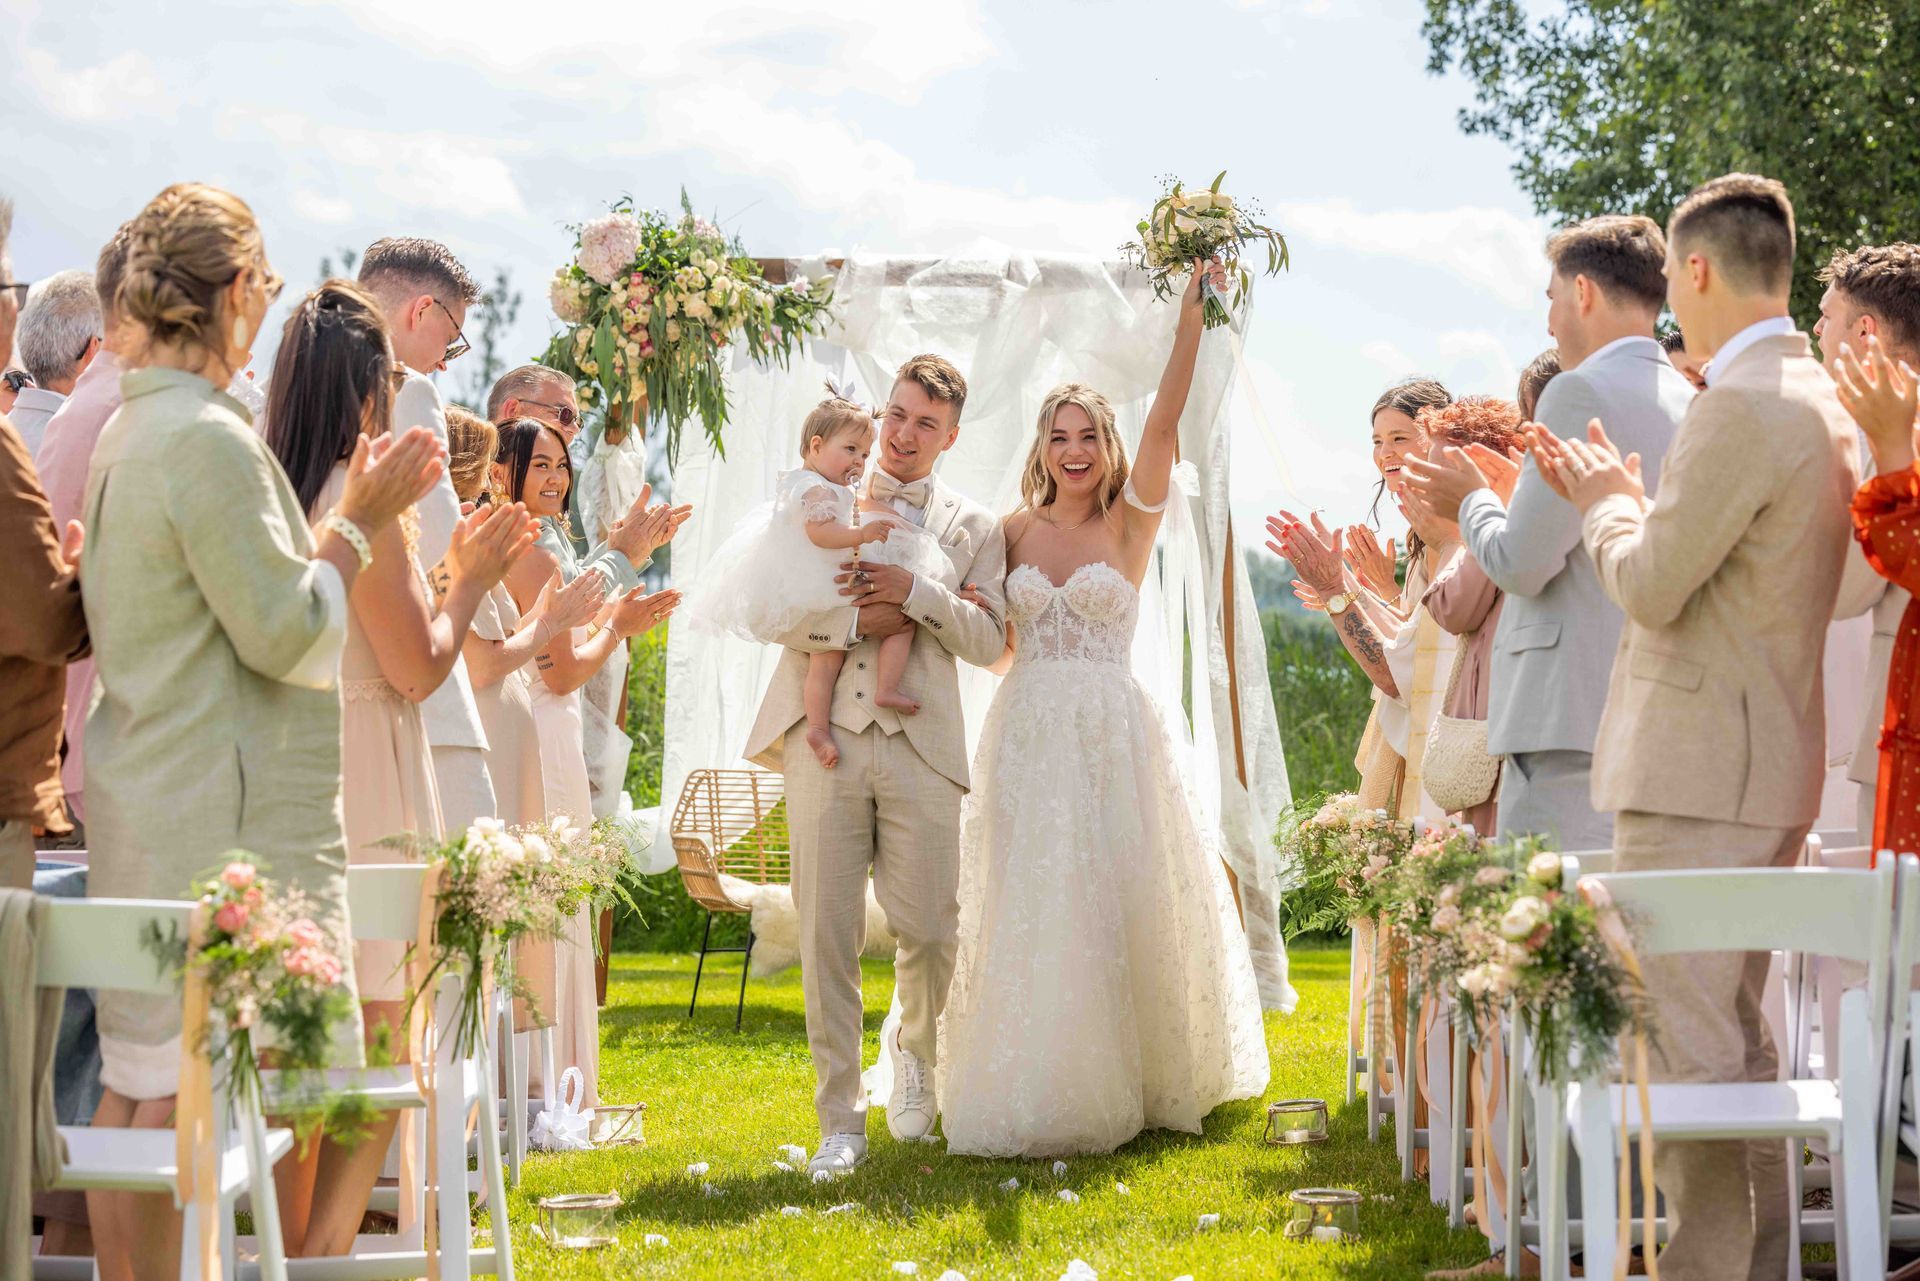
[1422,639,1500,814]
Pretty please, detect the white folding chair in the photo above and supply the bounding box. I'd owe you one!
[32,897,294,1281]
[1559,863,1897,1281]
[1876,853,1920,1261]
[1348,921,1396,1143]
[249,864,515,1281]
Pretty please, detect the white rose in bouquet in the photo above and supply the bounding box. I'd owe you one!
[550,270,589,323]
[1526,852,1563,887]
[1499,895,1551,942]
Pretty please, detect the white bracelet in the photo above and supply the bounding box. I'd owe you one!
[320,513,373,571]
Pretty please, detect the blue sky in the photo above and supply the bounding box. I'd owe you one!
[3,0,1557,535]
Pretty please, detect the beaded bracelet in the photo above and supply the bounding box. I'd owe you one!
[320,513,374,571]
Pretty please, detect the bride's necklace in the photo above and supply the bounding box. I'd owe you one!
[1041,504,1099,533]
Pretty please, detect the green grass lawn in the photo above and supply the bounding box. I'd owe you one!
[496,941,1488,1279]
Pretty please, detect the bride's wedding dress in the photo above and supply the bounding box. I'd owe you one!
[937,548,1270,1157]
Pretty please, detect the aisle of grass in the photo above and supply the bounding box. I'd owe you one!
[495,941,1486,1279]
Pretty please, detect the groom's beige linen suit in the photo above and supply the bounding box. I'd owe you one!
[1581,328,1859,1281]
[745,476,1006,1136]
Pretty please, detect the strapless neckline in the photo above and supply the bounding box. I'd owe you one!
[1006,561,1138,595]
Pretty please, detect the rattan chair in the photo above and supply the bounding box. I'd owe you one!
[671,768,792,1030]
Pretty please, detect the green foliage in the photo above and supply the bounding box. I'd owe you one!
[1265,608,1371,800]
[1422,0,1920,323]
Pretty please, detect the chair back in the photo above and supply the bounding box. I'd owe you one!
[348,863,432,942]
[671,769,791,911]
[1560,848,1613,877]
[37,897,195,993]
[1879,855,1920,1228]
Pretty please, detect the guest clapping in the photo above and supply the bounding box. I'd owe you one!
[79,183,442,1281]
[1532,174,1858,1281]
[1403,214,1689,850]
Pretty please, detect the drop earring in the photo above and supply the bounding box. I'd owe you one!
[231,316,249,351]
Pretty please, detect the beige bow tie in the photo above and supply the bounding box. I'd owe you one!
[870,472,933,509]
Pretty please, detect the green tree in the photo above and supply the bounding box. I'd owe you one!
[452,265,523,411]
[1422,0,1920,322]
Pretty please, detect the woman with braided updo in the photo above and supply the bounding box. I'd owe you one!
[77,183,442,1280]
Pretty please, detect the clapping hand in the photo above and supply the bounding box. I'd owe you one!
[338,427,445,531]
[1835,336,1920,473]
[447,501,539,590]
[1342,525,1398,600]
[605,483,694,563]
[1264,509,1345,596]
[1528,418,1643,512]
[608,586,681,638]
[532,568,608,636]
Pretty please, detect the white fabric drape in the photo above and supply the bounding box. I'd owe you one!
[657,249,1297,1009]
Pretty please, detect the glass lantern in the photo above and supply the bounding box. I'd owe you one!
[590,1101,646,1147]
[1283,1187,1361,1243]
[1264,1098,1330,1145]
[536,1192,622,1248]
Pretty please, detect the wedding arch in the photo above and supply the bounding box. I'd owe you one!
[650,249,1298,1009]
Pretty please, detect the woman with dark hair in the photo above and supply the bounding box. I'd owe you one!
[263,280,535,1256]
[493,415,677,1106]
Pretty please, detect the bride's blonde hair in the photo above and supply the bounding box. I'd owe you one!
[1017,382,1130,515]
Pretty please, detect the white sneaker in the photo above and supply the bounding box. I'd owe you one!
[886,1025,937,1142]
[807,1132,867,1179]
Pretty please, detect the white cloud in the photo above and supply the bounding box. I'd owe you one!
[1278,198,1549,309]
[228,112,528,221]
[19,48,171,123]
[291,189,354,225]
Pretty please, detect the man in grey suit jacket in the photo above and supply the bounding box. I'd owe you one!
[1538,174,1861,1281]
[1406,215,1692,850]
[1814,243,1920,838]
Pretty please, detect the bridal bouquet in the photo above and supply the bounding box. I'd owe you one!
[1120,171,1289,328]
[543,192,838,462]
[1278,792,1418,932]
[144,859,369,1133]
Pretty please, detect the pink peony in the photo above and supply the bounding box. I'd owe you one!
[1474,865,1512,886]
[221,862,257,890]
[283,945,343,985]
[213,901,251,934]
[579,213,644,286]
[287,918,326,949]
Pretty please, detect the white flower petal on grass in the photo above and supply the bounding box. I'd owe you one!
[1056,1189,1081,1204]
[1197,1213,1221,1231]
[1060,1261,1098,1281]
[780,1205,803,1217]
[813,1170,833,1185]
[772,1161,795,1173]
[825,1201,860,1214]
[643,1233,668,1247]
[701,1182,725,1198]
[1052,1160,1068,1177]
[938,1272,968,1281]
[998,1177,1020,1194]
[778,1143,809,1165]
[1115,1181,1130,1195]
[892,1263,919,1275]
[685,1162,710,1177]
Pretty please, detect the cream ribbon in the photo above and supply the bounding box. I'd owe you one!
[175,903,221,1281]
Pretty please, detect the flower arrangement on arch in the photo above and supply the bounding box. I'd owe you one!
[1120,171,1290,328]
[542,191,838,462]
[1276,792,1420,933]
[143,859,370,1135]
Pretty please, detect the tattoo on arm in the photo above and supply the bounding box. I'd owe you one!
[1342,609,1385,665]
[535,651,555,671]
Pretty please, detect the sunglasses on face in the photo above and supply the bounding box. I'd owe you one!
[434,298,471,364]
[519,398,579,429]
[0,282,29,306]
[2,369,33,393]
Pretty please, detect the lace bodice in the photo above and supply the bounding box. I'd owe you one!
[1007,561,1138,668]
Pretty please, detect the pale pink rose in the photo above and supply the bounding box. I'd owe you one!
[213,901,250,934]
[287,919,325,949]
[1430,904,1461,935]
[579,213,644,286]
[1360,853,1391,883]
[1474,865,1511,886]
[221,862,257,889]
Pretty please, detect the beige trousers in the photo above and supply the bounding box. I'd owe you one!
[0,819,32,889]
[1613,810,1808,1281]
[783,722,962,1137]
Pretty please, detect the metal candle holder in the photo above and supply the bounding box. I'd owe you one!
[1264,1097,1331,1145]
[535,1192,622,1249]
[1283,1187,1361,1243]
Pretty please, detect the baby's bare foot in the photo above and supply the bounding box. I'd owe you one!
[807,726,840,769]
[875,689,921,716]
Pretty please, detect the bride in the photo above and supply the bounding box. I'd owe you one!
[937,261,1270,1157]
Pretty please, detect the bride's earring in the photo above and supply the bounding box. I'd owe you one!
[231,315,249,351]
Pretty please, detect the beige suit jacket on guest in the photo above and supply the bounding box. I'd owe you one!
[744,478,1008,788]
[1582,333,1861,828]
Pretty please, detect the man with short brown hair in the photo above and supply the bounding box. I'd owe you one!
[1534,172,1859,1281]
[1816,242,1920,840]
[746,351,1004,1176]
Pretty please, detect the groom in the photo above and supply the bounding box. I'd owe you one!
[745,354,1008,1176]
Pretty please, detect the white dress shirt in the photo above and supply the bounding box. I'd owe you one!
[1704,315,1797,388]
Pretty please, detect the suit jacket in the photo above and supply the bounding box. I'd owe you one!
[1460,337,1693,757]
[1833,455,1909,789]
[1583,332,1861,827]
[744,477,1007,789]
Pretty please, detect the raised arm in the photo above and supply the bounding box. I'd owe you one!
[1267,509,1398,697]
[1457,377,1599,597]
[1125,259,1216,528]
